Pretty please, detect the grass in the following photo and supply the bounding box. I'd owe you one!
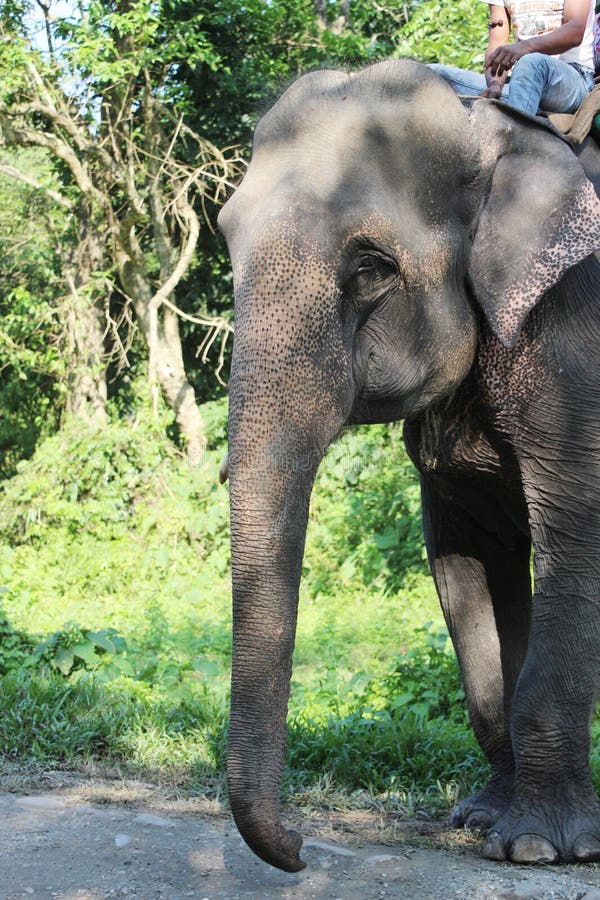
[0,398,490,816]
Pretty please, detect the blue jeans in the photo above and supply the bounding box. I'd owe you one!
[430,54,594,115]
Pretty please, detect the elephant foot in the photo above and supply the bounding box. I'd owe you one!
[450,773,513,832]
[482,789,600,864]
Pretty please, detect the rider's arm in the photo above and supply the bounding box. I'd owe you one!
[488,0,590,77]
[481,4,511,97]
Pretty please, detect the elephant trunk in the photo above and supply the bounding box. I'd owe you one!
[227,418,321,871]
[225,225,352,870]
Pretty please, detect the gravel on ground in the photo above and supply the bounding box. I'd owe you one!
[2,787,600,899]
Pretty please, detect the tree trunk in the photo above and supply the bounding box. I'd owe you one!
[314,0,350,34]
[149,304,207,465]
[63,294,108,423]
[62,201,108,424]
[116,229,206,462]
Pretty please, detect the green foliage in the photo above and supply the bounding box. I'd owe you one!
[288,711,481,801]
[51,0,225,97]
[368,625,467,723]
[0,606,35,674]
[395,0,488,69]
[0,408,179,543]
[0,149,66,476]
[287,625,482,800]
[200,399,229,450]
[304,425,427,603]
[33,624,131,679]
[0,672,131,761]
[0,669,227,775]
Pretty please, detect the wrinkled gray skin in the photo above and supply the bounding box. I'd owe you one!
[218,59,600,872]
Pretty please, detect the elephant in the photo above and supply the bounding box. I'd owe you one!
[217,57,600,872]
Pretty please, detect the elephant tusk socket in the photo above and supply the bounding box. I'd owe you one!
[219,453,229,484]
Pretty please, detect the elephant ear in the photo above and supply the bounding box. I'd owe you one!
[468,101,600,349]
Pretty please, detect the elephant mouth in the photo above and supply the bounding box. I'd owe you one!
[351,328,433,424]
[351,377,437,424]
[349,391,409,425]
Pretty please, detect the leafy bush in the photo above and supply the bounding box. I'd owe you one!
[369,626,467,723]
[201,399,229,449]
[287,625,484,797]
[0,413,180,544]
[305,424,427,597]
[0,605,36,675]
[33,625,132,679]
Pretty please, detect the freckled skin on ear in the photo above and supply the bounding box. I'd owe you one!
[221,58,600,871]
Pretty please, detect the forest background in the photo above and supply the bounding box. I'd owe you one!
[0,0,573,819]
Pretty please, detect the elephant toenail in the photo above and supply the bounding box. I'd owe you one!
[573,833,600,861]
[483,831,507,860]
[510,834,558,864]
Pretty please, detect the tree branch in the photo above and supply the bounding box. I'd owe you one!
[0,104,106,206]
[148,200,199,312]
[8,93,125,183]
[0,162,73,208]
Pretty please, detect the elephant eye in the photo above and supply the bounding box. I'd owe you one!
[356,257,377,274]
[346,252,399,303]
[354,253,397,279]
[339,241,400,315]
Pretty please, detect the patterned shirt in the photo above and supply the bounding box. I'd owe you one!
[481,0,595,69]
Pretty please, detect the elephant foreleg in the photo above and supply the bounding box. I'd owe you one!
[421,477,532,831]
[481,450,600,864]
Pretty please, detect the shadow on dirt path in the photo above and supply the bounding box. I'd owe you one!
[3,789,600,899]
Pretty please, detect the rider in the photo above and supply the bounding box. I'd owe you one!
[431,0,596,116]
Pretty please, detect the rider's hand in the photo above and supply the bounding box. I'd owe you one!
[479,80,503,100]
[487,41,530,77]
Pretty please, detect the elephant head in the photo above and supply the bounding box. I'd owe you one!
[218,59,600,872]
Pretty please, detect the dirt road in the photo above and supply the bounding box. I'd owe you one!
[2,788,600,899]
